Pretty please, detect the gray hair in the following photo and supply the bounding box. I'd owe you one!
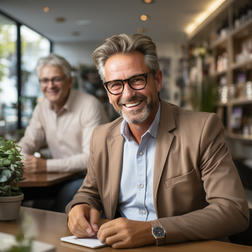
[35,53,72,78]
[93,34,160,82]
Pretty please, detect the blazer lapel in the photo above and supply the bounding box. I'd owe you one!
[153,100,176,215]
[107,121,124,219]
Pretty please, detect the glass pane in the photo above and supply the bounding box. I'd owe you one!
[0,14,17,139]
[21,25,50,128]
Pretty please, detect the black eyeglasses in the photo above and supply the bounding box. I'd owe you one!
[39,75,66,87]
[104,71,152,95]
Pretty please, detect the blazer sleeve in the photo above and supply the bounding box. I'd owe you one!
[150,113,250,244]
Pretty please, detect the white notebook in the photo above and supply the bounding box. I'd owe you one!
[61,235,106,249]
[0,232,55,252]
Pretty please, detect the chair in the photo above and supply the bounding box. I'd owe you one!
[228,208,252,246]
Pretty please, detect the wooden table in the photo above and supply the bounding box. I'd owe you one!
[19,172,84,187]
[1,207,252,252]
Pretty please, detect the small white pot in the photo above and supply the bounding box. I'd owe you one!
[0,193,24,221]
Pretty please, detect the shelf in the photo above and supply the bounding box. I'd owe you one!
[209,35,228,50]
[231,58,252,70]
[226,133,252,142]
[188,0,252,143]
[215,101,228,106]
[211,69,228,77]
[230,18,252,39]
[229,98,252,105]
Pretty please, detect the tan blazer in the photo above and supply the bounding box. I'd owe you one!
[66,99,249,244]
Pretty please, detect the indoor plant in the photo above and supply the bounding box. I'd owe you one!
[0,137,26,221]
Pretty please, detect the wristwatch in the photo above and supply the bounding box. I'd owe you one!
[151,221,166,246]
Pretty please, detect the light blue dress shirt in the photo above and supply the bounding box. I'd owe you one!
[118,103,161,221]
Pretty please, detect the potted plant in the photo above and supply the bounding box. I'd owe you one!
[0,137,26,221]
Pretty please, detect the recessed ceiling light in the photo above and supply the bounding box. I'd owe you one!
[137,28,147,33]
[76,20,91,25]
[143,0,153,3]
[140,15,149,21]
[72,32,80,36]
[55,17,66,23]
[44,7,49,12]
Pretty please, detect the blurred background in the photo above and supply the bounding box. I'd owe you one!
[1,0,252,204]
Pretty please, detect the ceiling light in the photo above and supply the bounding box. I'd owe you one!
[185,0,226,34]
[44,7,49,12]
[76,20,91,25]
[137,28,147,33]
[143,0,153,3]
[140,15,149,21]
[55,17,66,23]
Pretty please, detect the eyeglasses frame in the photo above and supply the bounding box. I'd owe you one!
[39,75,66,87]
[103,71,153,95]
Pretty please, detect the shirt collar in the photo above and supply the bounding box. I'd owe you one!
[121,102,161,141]
[46,89,73,114]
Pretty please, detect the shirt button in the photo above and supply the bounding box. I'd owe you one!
[140,184,144,188]
[139,151,143,156]
[142,210,146,215]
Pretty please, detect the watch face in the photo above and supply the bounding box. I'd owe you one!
[153,227,165,237]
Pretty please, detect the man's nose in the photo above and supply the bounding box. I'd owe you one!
[47,80,56,88]
[122,81,135,98]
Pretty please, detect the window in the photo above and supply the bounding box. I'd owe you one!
[21,25,50,128]
[0,14,17,138]
[0,12,51,139]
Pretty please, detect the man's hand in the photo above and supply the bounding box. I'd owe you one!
[22,155,46,173]
[68,204,100,238]
[97,218,155,249]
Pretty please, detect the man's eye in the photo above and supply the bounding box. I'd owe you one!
[131,77,144,83]
[54,78,62,82]
[41,79,49,83]
[110,82,121,88]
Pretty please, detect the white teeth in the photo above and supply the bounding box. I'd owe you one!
[125,101,141,108]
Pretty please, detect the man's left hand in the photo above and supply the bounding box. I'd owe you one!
[22,155,47,173]
[97,218,155,249]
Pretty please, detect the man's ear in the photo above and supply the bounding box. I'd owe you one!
[155,69,163,92]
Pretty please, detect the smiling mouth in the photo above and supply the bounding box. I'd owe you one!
[124,101,142,108]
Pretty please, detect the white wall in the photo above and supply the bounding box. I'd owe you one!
[53,40,182,105]
[54,41,103,67]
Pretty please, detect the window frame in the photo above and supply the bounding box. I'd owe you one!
[0,10,53,129]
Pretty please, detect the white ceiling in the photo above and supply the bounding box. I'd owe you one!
[0,0,222,43]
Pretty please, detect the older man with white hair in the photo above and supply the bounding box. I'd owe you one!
[19,53,108,212]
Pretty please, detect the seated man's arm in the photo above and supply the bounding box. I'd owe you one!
[19,104,46,155]
[150,113,250,244]
[18,104,47,173]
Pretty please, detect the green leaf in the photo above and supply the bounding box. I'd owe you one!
[1,185,10,192]
[16,161,24,168]
[4,149,13,155]
[2,169,12,179]
[0,174,7,182]
[10,185,20,191]
[8,154,15,161]
[3,159,11,165]
[10,164,15,171]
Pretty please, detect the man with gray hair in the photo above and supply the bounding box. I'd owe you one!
[19,53,108,212]
[66,34,249,248]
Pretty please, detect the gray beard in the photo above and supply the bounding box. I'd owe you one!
[121,105,151,124]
